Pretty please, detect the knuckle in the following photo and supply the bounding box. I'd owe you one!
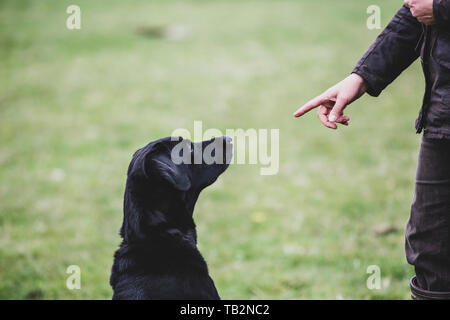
[323,91,333,99]
[339,95,350,103]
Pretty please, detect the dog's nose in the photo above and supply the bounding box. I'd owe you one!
[223,136,232,144]
[223,136,233,164]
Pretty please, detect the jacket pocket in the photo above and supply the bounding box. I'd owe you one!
[432,29,450,70]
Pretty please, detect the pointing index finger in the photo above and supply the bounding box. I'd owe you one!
[294,95,327,117]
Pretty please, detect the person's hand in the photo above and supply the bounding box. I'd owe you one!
[404,0,435,25]
[293,73,367,129]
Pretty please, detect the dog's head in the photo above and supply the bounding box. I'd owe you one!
[120,136,232,241]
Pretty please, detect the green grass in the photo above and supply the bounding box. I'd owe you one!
[0,0,424,299]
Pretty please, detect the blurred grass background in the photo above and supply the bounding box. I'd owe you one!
[0,0,424,299]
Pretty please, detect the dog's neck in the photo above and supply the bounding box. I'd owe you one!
[165,227,197,248]
[120,225,198,254]
[120,187,203,250]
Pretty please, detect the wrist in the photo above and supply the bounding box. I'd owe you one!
[350,73,368,92]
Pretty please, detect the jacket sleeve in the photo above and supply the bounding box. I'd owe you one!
[434,0,450,26]
[352,6,423,97]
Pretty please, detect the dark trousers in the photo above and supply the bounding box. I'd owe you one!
[406,136,450,291]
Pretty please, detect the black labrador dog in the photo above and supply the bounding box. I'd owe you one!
[110,136,232,300]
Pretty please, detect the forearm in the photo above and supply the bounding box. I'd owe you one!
[352,6,422,97]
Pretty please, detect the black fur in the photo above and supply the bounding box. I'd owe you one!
[110,136,232,300]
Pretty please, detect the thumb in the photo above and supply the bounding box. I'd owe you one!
[328,97,348,122]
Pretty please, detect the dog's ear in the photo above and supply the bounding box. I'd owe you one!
[143,143,191,191]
